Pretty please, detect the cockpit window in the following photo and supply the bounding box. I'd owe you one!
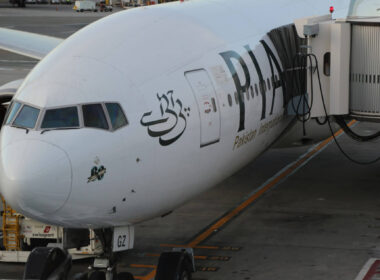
[13,105,40,129]
[82,104,109,130]
[5,102,21,125]
[105,103,128,130]
[41,107,79,129]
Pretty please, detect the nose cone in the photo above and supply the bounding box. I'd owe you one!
[0,140,72,216]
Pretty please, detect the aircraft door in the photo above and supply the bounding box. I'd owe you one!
[185,69,221,147]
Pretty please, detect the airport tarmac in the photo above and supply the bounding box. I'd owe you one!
[1,6,380,280]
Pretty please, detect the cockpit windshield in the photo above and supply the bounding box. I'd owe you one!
[41,107,79,129]
[13,105,40,129]
[348,0,380,18]
[3,101,128,132]
[82,104,109,130]
[105,103,128,130]
[4,102,21,125]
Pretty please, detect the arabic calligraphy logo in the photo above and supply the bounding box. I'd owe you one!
[140,90,190,146]
[88,165,107,183]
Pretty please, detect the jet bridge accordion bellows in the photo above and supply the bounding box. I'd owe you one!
[350,23,380,119]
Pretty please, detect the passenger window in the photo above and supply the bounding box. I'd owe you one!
[5,102,21,125]
[227,94,233,107]
[13,105,40,129]
[261,81,267,92]
[41,107,79,129]
[82,104,109,130]
[105,103,128,130]
[211,98,217,112]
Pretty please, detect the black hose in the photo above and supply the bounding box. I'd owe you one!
[335,115,380,142]
[307,53,380,165]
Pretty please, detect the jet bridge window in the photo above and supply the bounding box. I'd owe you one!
[41,107,79,129]
[13,105,40,129]
[82,104,109,130]
[105,103,128,130]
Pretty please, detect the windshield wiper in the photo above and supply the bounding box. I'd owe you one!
[12,125,29,134]
[41,127,80,134]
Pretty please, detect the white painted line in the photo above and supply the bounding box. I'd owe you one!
[355,258,379,280]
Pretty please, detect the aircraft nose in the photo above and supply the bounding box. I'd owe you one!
[0,140,72,215]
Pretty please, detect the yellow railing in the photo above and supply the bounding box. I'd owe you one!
[1,194,21,251]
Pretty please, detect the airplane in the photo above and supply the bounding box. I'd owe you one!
[0,0,369,279]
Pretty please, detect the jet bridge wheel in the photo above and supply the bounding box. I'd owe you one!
[23,247,72,280]
[155,252,193,280]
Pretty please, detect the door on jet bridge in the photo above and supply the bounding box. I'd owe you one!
[185,69,221,147]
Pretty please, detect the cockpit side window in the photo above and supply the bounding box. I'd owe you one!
[4,102,21,125]
[82,104,109,130]
[41,107,79,129]
[105,103,128,131]
[13,105,40,129]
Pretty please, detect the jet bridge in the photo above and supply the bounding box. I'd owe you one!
[293,0,380,122]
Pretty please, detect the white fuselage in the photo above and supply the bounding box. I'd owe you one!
[0,0,350,228]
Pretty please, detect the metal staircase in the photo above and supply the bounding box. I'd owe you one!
[1,195,21,251]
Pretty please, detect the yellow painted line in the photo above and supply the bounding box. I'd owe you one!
[144,252,218,260]
[136,269,156,280]
[160,243,188,248]
[193,245,220,250]
[197,266,219,272]
[160,244,221,250]
[186,120,356,248]
[138,120,356,280]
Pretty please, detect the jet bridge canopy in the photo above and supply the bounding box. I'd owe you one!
[348,0,380,18]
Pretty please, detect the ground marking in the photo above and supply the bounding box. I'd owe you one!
[138,120,356,280]
[355,258,380,280]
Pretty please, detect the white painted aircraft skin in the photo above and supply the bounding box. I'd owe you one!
[0,0,350,228]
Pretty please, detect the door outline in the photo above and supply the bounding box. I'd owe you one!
[185,69,221,148]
